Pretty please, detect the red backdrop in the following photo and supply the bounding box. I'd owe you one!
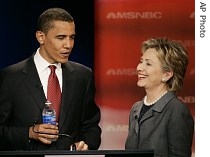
[94,0,195,156]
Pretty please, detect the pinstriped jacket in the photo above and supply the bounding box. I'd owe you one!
[125,91,194,157]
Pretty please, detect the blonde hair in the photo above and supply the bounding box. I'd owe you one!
[141,37,189,93]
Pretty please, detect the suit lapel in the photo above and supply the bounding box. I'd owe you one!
[139,108,154,125]
[139,92,176,125]
[132,102,143,134]
[59,63,76,128]
[23,56,46,110]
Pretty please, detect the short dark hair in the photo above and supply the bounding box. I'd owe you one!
[141,37,189,93]
[37,8,74,34]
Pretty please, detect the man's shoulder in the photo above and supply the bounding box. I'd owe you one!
[0,56,33,75]
[64,61,92,72]
[2,58,30,71]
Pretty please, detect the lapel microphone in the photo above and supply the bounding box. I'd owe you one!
[36,84,43,88]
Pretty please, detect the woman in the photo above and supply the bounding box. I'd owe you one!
[125,38,194,157]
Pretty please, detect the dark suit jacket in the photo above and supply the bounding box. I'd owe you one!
[0,54,101,150]
[125,92,194,157]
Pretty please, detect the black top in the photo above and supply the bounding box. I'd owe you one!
[138,104,152,123]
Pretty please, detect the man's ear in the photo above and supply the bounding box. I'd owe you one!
[36,31,45,45]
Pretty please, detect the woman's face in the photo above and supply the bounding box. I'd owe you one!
[136,48,166,90]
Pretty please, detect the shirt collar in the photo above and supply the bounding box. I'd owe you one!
[34,48,62,72]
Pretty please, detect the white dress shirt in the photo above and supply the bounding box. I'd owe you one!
[34,48,62,98]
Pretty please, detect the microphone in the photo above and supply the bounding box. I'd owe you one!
[32,122,76,150]
[36,84,43,88]
[58,133,76,151]
[135,115,138,119]
[135,115,138,120]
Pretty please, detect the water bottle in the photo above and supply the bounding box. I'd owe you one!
[42,101,57,141]
[42,101,56,125]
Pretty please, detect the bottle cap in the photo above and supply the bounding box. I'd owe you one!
[45,101,52,106]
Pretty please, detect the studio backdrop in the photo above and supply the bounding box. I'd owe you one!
[94,0,195,155]
[0,0,195,156]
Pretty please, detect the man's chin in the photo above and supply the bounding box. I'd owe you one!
[59,58,69,64]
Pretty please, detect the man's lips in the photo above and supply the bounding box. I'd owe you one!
[61,52,70,57]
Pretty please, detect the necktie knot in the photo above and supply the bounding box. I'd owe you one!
[49,65,56,74]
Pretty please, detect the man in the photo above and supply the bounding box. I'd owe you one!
[0,7,101,150]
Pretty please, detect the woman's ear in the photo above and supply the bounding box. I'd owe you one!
[164,71,173,82]
[162,71,173,83]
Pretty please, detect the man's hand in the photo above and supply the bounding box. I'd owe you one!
[29,123,59,144]
[71,141,88,150]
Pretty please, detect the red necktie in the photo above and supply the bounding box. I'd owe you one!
[47,65,61,122]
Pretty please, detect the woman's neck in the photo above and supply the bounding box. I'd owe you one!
[144,88,168,106]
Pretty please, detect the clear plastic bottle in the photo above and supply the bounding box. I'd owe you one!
[42,101,57,141]
[42,101,56,125]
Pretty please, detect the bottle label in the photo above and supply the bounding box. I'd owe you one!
[42,115,56,125]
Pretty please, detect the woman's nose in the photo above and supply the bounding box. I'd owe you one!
[137,63,143,71]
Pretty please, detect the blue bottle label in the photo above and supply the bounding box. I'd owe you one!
[42,115,56,125]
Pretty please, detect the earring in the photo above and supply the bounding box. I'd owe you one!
[162,78,166,83]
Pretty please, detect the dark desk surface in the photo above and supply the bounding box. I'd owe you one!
[0,150,154,157]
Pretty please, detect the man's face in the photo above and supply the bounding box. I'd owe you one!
[37,21,76,64]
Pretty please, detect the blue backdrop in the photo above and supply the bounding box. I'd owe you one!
[0,0,94,69]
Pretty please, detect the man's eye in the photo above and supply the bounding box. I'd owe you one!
[70,35,75,40]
